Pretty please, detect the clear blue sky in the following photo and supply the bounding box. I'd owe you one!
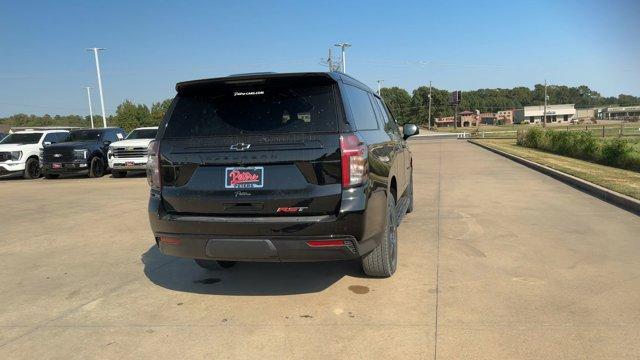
[1,0,638,117]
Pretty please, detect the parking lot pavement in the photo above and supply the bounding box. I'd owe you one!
[0,140,639,359]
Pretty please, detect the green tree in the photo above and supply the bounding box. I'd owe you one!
[113,100,152,132]
[410,87,452,124]
[150,98,173,123]
[380,87,412,124]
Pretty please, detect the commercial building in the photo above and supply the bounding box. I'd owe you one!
[575,108,597,121]
[459,111,480,127]
[523,104,575,124]
[596,106,640,120]
[435,116,454,127]
[513,109,525,124]
[496,110,515,124]
[479,112,496,124]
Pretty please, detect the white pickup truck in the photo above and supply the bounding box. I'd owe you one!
[107,127,158,178]
[0,130,69,179]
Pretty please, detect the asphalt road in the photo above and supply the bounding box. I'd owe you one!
[1,140,639,359]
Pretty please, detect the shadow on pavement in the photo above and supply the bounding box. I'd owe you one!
[141,245,365,296]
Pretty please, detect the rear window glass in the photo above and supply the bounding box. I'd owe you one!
[65,130,101,142]
[126,129,157,139]
[164,83,338,137]
[343,85,378,130]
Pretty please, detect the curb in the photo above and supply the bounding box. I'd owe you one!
[468,140,640,216]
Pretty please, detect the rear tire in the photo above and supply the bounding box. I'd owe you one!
[89,157,105,178]
[111,170,127,178]
[361,195,398,277]
[44,173,59,179]
[23,157,41,179]
[194,259,237,270]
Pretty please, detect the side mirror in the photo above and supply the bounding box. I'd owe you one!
[103,140,112,146]
[403,124,419,139]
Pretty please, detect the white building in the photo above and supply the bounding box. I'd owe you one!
[523,104,575,124]
[597,106,640,120]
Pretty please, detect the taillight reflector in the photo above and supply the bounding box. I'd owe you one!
[306,240,346,247]
[159,236,181,245]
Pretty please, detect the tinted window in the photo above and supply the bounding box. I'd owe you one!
[65,130,101,142]
[126,129,157,139]
[164,83,338,137]
[344,85,378,130]
[56,133,69,142]
[374,98,400,134]
[0,133,42,145]
[43,132,62,144]
[106,130,121,142]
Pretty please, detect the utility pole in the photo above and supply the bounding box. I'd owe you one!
[428,81,432,130]
[321,48,337,72]
[85,87,95,129]
[334,43,351,73]
[328,48,334,71]
[542,79,548,128]
[377,80,383,96]
[86,48,107,127]
[454,103,459,130]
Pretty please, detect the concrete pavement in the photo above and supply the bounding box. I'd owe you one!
[0,140,638,359]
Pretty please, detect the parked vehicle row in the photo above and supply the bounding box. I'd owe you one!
[0,127,157,179]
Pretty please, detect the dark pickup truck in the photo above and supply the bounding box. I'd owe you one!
[42,128,126,178]
[147,72,419,277]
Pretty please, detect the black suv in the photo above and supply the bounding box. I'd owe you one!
[147,72,419,277]
[42,128,126,179]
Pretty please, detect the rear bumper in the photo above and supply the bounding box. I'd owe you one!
[148,186,388,262]
[155,234,360,261]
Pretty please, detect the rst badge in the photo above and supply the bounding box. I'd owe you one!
[225,167,264,189]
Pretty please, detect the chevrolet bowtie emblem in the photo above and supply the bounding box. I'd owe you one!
[230,143,251,151]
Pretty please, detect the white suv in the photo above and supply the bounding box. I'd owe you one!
[107,127,158,178]
[0,130,69,179]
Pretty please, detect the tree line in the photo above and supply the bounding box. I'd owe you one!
[381,84,640,125]
[1,83,638,130]
[0,99,173,132]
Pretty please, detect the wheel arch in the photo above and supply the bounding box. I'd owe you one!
[389,175,397,202]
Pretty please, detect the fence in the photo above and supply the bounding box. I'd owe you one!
[461,124,640,140]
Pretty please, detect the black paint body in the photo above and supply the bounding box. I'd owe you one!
[148,72,414,261]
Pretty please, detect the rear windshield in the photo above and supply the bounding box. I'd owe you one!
[126,129,157,139]
[164,82,338,137]
[0,133,42,145]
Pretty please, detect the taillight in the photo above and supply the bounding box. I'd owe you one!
[146,140,161,190]
[340,133,368,188]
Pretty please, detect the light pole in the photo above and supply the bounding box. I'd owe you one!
[86,48,107,127]
[542,79,547,127]
[85,87,94,129]
[428,81,432,130]
[334,43,351,73]
[377,80,383,96]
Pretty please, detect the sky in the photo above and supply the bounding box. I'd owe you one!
[1,0,639,117]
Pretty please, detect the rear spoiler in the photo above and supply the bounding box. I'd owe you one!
[175,72,339,94]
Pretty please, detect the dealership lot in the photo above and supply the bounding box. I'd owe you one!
[1,139,639,359]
